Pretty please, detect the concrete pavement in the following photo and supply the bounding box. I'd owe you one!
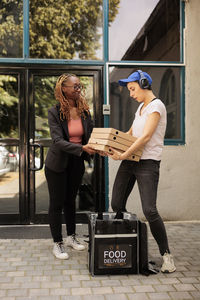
[0,222,200,300]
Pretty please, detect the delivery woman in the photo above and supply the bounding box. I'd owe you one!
[108,70,176,273]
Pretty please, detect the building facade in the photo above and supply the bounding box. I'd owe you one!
[0,0,199,224]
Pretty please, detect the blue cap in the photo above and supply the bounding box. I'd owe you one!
[118,70,152,86]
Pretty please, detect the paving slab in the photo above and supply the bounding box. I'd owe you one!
[0,222,200,299]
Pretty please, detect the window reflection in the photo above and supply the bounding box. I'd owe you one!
[0,75,19,138]
[0,75,19,214]
[0,0,23,58]
[109,66,181,139]
[109,0,180,61]
[33,75,57,214]
[34,76,57,139]
[29,0,103,60]
[0,146,19,214]
[159,69,180,139]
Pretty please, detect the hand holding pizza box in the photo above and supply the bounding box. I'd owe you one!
[88,128,143,162]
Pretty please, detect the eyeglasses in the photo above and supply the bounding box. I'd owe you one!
[62,84,83,91]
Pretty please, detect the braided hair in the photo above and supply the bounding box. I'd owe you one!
[54,73,90,121]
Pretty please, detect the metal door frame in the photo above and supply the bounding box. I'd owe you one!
[0,64,105,224]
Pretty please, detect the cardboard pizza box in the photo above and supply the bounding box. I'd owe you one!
[90,133,136,147]
[89,138,128,151]
[89,137,142,157]
[92,128,137,144]
[89,128,143,161]
[89,143,141,162]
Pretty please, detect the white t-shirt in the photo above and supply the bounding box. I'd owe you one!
[132,99,167,161]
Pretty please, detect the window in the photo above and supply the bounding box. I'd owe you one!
[108,0,184,144]
[29,0,103,60]
[0,1,23,58]
[0,0,185,143]
[109,66,183,141]
[109,0,180,62]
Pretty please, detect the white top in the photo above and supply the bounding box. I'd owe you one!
[132,99,167,161]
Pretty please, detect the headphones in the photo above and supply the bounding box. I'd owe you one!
[137,70,150,89]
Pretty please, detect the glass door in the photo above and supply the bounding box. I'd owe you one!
[28,67,104,224]
[0,69,26,224]
[0,66,104,224]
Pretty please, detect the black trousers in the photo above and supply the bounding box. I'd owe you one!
[45,156,85,243]
[111,159,170,256]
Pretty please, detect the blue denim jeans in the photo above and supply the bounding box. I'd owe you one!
[111,159,169,256]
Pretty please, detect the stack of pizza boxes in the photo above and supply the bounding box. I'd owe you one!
[88,128,143,162]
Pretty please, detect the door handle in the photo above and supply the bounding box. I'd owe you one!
[29,142,44,171]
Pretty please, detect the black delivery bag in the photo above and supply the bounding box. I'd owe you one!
[87,212,150,276]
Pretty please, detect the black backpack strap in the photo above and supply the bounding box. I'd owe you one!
[114,211,124,219]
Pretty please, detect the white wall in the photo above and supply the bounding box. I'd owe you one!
[108,0,200,221]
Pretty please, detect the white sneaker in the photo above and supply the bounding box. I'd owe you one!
[66,234,85,251]
[161,252,176,273]
[53,242,69,260]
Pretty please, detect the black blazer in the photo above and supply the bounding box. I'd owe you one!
[45,104,93,172]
